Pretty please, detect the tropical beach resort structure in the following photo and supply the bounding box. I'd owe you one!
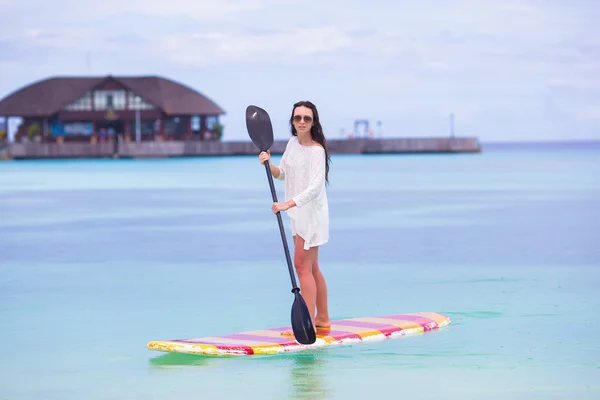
[0,75,481,160]
[0,75,225,144]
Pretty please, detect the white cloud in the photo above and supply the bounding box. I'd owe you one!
[103,0,261,20]
[19,0,303,21]
[576,106,600,119]
[157,26,353,67]
[0,0,599,141]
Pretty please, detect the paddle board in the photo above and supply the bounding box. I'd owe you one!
[147,311,450,356]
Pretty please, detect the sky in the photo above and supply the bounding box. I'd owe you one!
[0,0,598,142]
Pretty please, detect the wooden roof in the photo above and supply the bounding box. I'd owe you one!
[0,75,226,117]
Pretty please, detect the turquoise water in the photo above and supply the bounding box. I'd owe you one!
[1,142,599,399]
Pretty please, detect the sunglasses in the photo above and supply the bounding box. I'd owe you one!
[293,115,313,123]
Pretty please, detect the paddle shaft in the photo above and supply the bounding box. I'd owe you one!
[263,159,300,293]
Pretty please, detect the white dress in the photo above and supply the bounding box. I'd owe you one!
[275,136,329,250]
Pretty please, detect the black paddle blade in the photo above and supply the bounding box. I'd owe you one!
[291,290,317,345]
[245,105,274,152]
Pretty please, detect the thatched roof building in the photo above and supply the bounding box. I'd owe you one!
[0,75,226,142]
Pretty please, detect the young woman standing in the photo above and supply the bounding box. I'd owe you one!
[258,100,332,335]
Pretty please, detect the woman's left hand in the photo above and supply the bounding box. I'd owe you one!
[272,201,291,214]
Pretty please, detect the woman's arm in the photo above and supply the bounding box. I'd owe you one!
[271,162,282,179]
[259,148,287,179]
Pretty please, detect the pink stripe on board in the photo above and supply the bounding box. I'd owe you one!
[212,345,254,354]
[268,327,294,332]
[220,333,295,344]
[326,331,364,340]
[268,326,363,341]
[333,319,396,330]
[172,340,255,353]
[381,315,438,330]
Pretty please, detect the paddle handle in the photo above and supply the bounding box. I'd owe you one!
[263,159,300,293]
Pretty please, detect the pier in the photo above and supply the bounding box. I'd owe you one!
[2,137,480,160]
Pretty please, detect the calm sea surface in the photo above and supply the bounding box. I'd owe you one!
[1,141,599,399]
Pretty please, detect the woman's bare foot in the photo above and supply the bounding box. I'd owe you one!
[315,315,331,328]
[280,325,330,338]
[280,317,317,338]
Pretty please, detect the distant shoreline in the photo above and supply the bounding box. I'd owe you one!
[481,138,600,144]
[2,137,598,162]
[481,139,600,150]
[1,136,481,160]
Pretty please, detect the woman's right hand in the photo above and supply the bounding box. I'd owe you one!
[258,150,270,165]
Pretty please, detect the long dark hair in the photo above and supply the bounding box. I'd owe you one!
[289,100,331,184]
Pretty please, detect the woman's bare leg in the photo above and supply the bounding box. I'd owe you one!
[293,234,318,324]
[281,234,318,336]
[312,257,331,328]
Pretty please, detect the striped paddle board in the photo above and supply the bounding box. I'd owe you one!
[147,311,451,356]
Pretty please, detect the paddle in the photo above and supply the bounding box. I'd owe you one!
[245,105,317,346]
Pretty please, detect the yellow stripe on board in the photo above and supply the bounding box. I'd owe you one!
[329,324,383,338]
[413,312,451,325]
[241,329,297,339]
[242,329,342,345]
[190,336,282,346]
[148,341,219,354]
[249,345,287,355]
[353,317,423,330]
[179,344,221,354]
[316,334,341,344]
[319,338,340,344]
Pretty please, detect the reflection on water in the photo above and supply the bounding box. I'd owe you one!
[286,352,331,400]
[148,352,220,367]
[147,350,332,399]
